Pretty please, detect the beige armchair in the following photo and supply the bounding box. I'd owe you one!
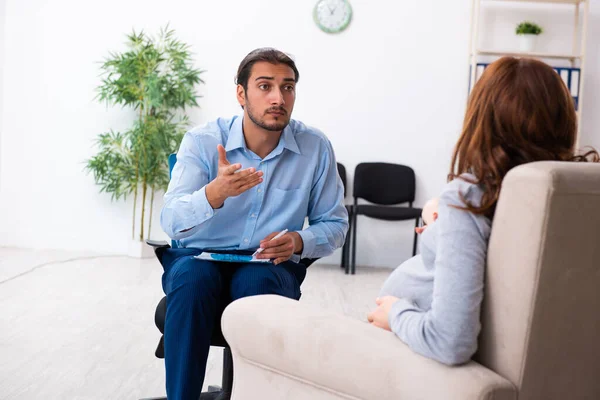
[222,162,600,400]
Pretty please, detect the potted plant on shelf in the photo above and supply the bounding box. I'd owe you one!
[86,26,204,258]
[516,21,543,53]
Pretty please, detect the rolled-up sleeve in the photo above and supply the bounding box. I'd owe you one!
[297,139,348,258]
[160,132,218,240]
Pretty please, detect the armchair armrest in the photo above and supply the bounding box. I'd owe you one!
[222,295,516,400]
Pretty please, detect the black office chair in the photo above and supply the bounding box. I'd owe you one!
[144,242,319,400]
[349,162,422,275]
[141,153,233,400]
[336,162,352,272]
[143,155,319,399]
[142,241,234,400]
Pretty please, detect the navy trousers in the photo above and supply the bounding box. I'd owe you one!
[160,247,306,400]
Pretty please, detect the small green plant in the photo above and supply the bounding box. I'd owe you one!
[86,26,204,241]
[516,21,543,35]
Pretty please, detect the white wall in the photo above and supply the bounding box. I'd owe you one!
[0,0,5,191]
[0,0,597,268]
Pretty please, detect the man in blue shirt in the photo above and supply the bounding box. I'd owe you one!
[159,48,348,400]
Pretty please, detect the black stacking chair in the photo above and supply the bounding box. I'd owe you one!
[350,162,422,274]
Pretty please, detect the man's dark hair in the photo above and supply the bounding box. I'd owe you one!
[235,48,300,90]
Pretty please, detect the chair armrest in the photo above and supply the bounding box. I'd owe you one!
[146,239,170,248]
[145,240,171,263]
[222,295,516,400]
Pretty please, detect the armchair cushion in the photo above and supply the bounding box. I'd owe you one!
[222,295,515,400]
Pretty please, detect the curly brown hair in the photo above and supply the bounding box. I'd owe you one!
[450,57,598,218]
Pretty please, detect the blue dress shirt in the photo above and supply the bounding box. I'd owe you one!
[160,116,348,259]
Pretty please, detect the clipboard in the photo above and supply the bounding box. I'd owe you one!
[194,252,272,263]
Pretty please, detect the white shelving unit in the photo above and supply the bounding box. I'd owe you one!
[475,49,580,60]
[467,0,590,146]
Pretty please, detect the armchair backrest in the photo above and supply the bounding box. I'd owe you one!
[477,161,600,399]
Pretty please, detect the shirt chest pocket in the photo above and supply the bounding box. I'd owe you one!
[267,187,310,221]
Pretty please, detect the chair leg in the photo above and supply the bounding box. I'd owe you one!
[221,347,233,398]
[346,222,351,275]
[341,213,352,270]
[341,231,348,269]
[341,239,348,270]
[350,213,357,275]
[199,347,233,400]
[347,213,353,275]
[344,233,351,270]
[412,217,420,256]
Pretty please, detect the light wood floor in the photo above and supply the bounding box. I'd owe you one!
[0,247,392,400]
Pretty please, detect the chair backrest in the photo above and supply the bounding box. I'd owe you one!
[168,153,177,179]
[353,162,415,205]
[168,153,179,249]
[337,162,347,198]
[476,161,600,400]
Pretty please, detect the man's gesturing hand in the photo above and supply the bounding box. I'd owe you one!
[206,144,263,208]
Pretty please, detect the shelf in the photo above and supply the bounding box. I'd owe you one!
[471,0,589,142]
[475,49,581,60]
[485,0,585,4]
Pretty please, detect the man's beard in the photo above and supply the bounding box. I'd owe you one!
[246,98,290,132]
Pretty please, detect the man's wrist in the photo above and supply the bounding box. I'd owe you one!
[290,231,304,255]
[205,181,226,209]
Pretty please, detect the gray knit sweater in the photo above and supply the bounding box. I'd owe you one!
[379,174,491,365]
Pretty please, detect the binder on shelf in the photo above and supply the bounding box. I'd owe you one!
[469,63,581,110]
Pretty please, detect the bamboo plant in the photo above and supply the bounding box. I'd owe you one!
[86,26,204,241]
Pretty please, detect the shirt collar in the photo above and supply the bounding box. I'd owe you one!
[224,116,246,152]
[280,123,301,155]
[225,116,301,155]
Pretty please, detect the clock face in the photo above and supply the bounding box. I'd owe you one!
[313,0,353,34]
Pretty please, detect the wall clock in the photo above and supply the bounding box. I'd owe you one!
[313,0,353,34]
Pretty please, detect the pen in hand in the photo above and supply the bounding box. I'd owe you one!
[252,229,289,258]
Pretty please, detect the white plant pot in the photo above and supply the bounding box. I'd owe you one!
[518,34,538,53]
[128,239,155,258]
